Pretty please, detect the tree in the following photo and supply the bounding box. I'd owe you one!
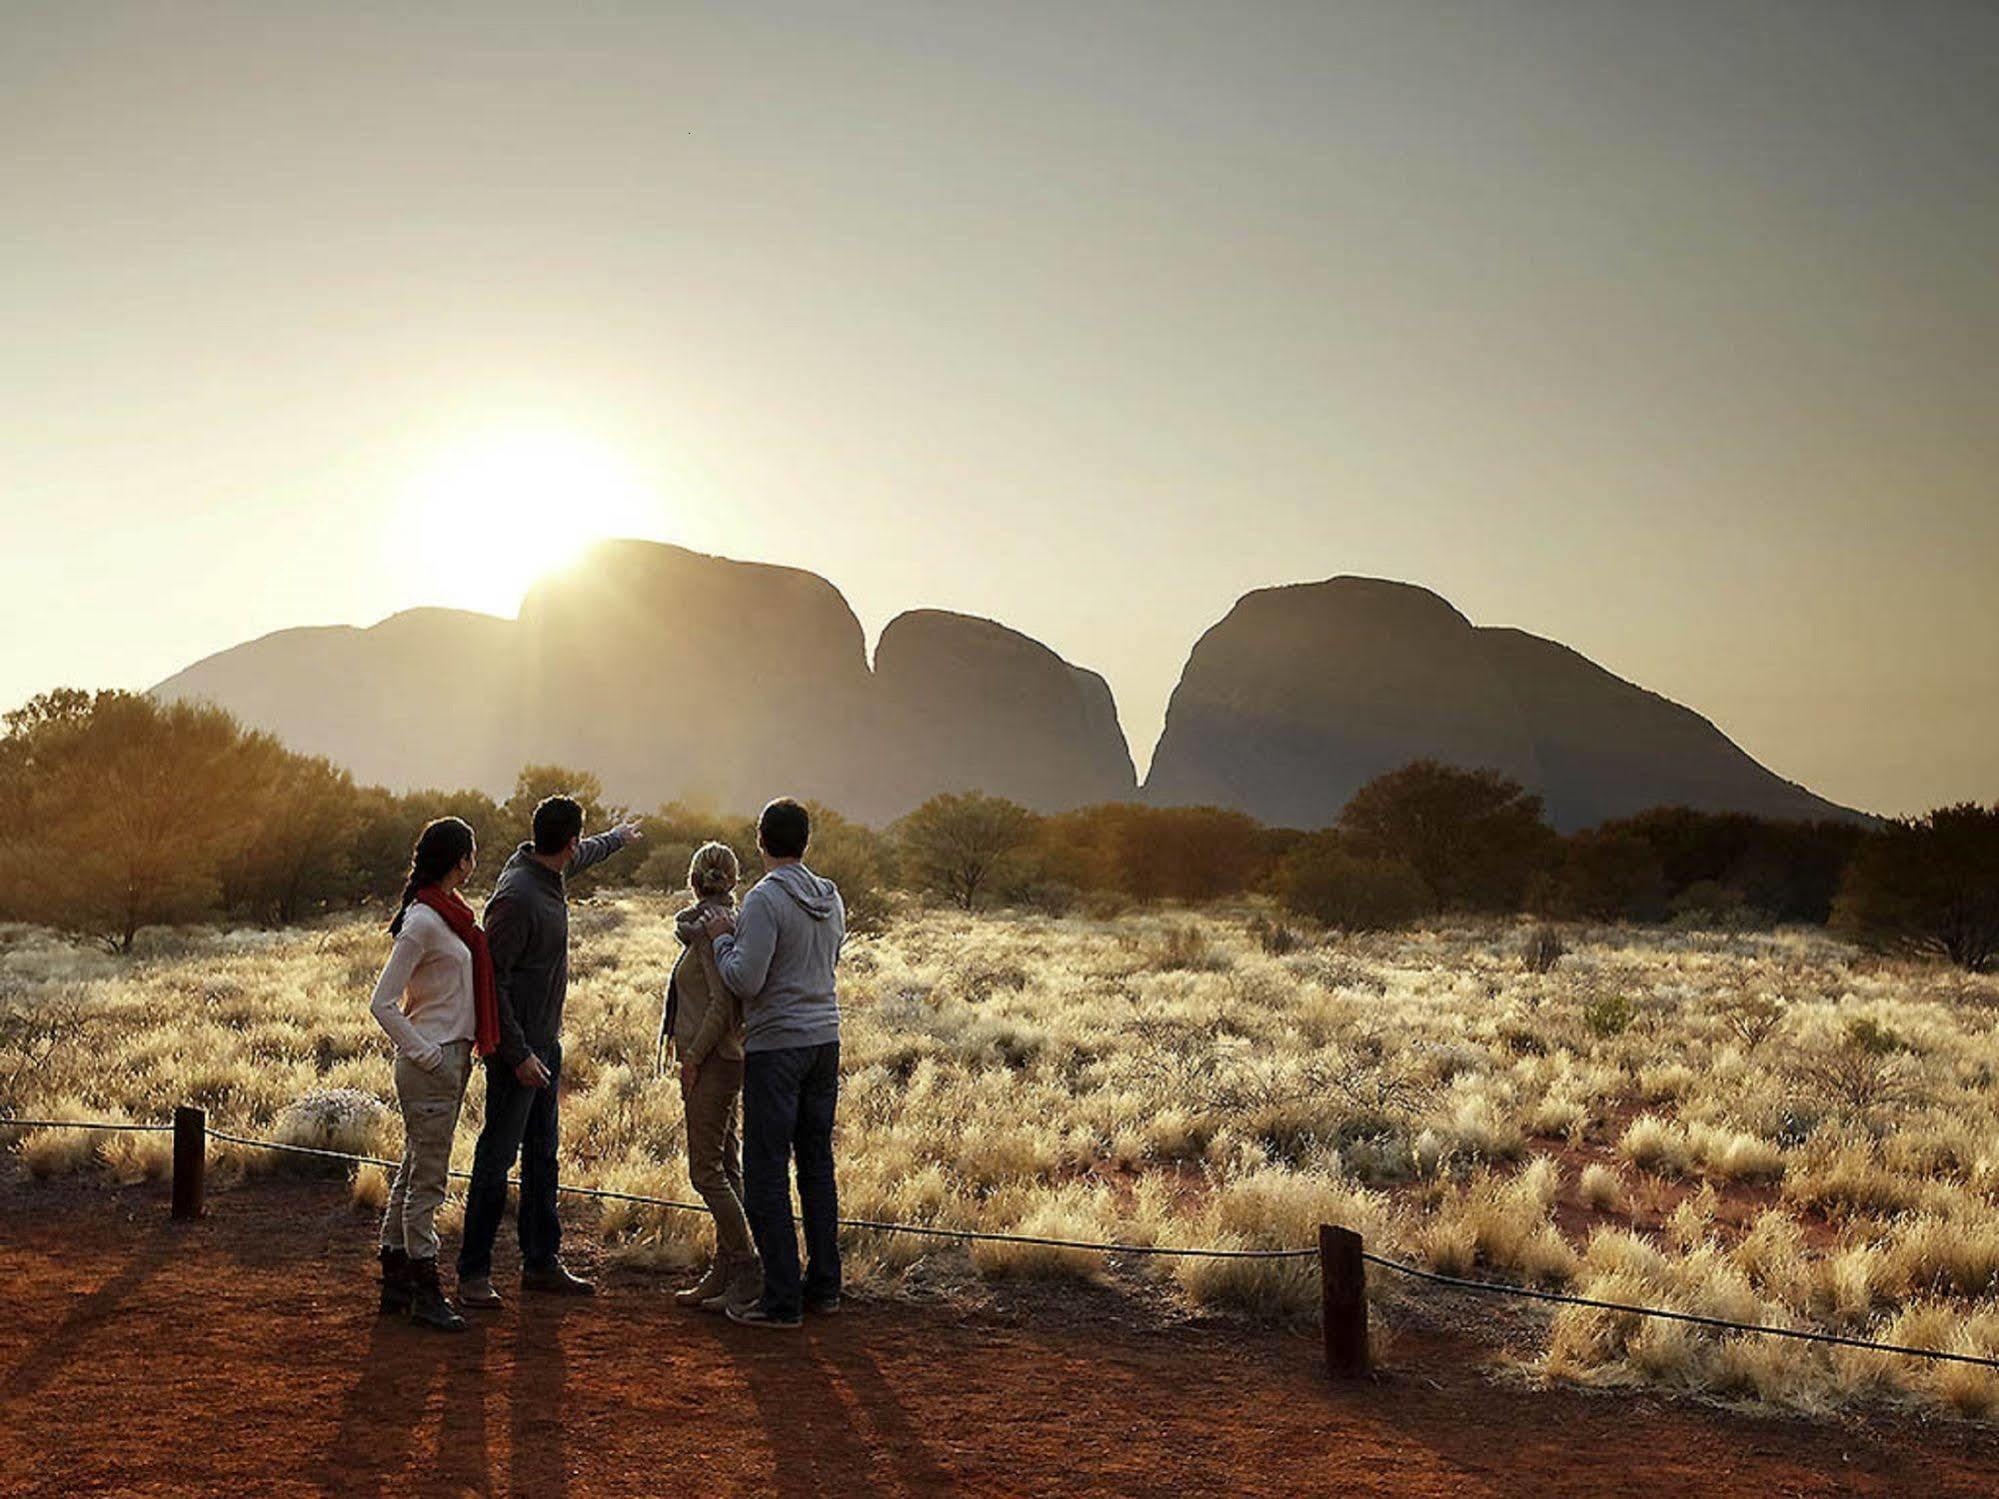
[224,749,366,924]
[1339,760,1558,913]
[894,792,1040,909]
[1270,834,1430,931]
[1539,829,1668,922]
[500,764,626,890]
[0,690,271,951]
[1833,804,1999,972]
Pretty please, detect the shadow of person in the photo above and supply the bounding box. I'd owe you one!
[812,1335,955,1494]
[726,1322,953,1497]
[507,1296,573,1499]
[0,1216,175,1405]
[314,1311,488,1498]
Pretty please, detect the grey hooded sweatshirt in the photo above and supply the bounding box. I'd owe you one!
[711,862,844,1054]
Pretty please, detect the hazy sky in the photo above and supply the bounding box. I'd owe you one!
[3,1,1994,816]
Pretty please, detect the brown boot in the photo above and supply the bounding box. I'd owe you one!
[717,1253,764,1316]
[675,1258,730,1309]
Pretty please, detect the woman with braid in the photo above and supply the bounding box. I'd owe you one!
[367,816,500,1331]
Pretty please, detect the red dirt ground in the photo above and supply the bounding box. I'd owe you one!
[4,1173,1998,1498]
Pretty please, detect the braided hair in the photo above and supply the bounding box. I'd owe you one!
[390,817,477,936]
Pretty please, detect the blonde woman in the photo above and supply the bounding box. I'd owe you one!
[663,841,761,1311]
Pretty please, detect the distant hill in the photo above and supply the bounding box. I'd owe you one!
[154,543,1864,829]
[154,541,1137,820]
[1142,577,1863,832]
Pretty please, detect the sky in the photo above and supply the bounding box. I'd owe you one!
[2,1,1994,816]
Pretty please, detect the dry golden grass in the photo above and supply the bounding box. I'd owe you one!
[5,902,1999,1419]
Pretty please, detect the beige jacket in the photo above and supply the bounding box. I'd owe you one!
[667,898,744,1065]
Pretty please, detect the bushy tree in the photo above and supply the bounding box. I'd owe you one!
[0,690,273,950]
[895,791,1040,909]
[223,749,364,924]
[1539,828,1668,922]
[1598,807,1866,925]
[349,785,502,904]
[500,764,631,891]
[1270,834,1430,931]
[1339,760,1558,913]
[1833,803,1999,972]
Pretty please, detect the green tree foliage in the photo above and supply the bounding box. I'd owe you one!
[0,691,273,950]
[1833,803,1999,972]
[894,791,1039,909]
[1270,834,1430,931]
[1338,760,1558,913]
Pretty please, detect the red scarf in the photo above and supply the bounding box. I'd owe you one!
[415,885,501,1058]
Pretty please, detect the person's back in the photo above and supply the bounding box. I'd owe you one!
[707,797,847,1328]
[727,863,844,1054]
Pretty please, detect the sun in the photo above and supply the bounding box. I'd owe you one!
[406,429,660,615]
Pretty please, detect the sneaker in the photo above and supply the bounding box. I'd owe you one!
[726,1303,802,1330]
[521,1261,596,1296]
[457,1275,504,1309]
[804,1295,842,1316]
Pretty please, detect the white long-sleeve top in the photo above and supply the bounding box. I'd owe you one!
[368,903,477,1071]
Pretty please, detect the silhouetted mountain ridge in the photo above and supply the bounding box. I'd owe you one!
[152,543,1864,829]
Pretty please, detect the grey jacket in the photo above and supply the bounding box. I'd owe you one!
[712,862,844,1054]
[483,830,633,1068]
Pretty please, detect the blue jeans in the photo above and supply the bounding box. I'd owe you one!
[456,1042,563,1280]
[742,1041,841,1318]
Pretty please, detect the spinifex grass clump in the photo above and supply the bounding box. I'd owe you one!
[4,897,1998,1418]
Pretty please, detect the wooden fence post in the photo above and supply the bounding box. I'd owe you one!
[172,1105,205,1221]
[1319,1223,1367,1378]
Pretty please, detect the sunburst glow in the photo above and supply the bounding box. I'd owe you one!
[406,429,660,615]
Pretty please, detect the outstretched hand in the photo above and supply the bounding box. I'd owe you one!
[614,818,645,843]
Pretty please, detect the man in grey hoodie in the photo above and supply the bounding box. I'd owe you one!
[703,796,844,1329]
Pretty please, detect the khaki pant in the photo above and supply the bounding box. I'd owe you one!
[683,1057,754,1259]
[382,1040,473,1261]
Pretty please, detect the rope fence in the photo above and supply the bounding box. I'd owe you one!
[7,1111,1999,1378]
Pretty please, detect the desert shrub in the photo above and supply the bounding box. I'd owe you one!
[1271,838,1429,932]
[1833,804,1999,972]
[1579,1163,1625,1211]
[1582,991,1637,1039]
[1522,924,1567,973]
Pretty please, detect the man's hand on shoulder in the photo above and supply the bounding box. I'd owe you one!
[701,908,736,940]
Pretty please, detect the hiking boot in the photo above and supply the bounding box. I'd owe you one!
[407,1257,466,1333]
[713,1253,765,1315]
[805,1294,842,1316]
[726,1302,802,1331]
[521,1260,595,1296]
[378,1246,414,1316]
[457,1274,503,1310]
[674,1258,730,1309]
